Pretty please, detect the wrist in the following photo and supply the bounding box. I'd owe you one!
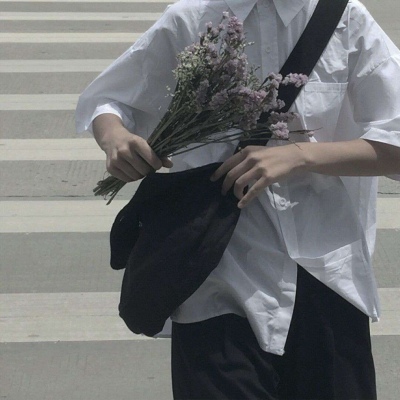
[93,114,127,152]
[292,142,316,173]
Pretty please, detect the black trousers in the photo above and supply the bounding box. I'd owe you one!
[171,266,377,400]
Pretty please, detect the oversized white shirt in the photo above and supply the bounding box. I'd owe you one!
[76,0,400,355]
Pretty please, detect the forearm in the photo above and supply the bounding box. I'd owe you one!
[298,139,400,177]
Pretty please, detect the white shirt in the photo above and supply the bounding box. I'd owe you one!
[76,0,400,355]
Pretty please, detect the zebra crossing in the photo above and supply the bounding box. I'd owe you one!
[0,1,399,399]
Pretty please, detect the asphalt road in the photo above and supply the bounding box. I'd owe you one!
[0,1,399,399]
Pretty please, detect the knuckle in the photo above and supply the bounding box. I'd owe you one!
[129,135,145,152]
[128,134,140,145]
[246,154,259,165]
[106,163,116,174]
[256,165,267,175]
[241,147,250,156]
[116,146,130,158]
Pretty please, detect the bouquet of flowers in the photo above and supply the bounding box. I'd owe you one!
[94,13,310,204]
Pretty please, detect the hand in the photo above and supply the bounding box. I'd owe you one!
[211,145,307,208]
[210,139,400,209]
[93,114,173,182]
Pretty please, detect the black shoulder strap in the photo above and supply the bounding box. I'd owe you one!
[238,0,348,148]
[275,0,348,115]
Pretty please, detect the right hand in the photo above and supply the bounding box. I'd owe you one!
[93,114,173,182]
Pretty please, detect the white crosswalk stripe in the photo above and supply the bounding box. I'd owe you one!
[0,32,142,43]
[0,0,173,2]
[0,12,163,20]
[0,198,399,232]
[0,94,79,110]
[0,139,105,160]
[0,59,114,72]
[0,0,399,397]
[0,290,398,343]
[0,0,172,346]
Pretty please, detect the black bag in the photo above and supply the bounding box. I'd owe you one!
[111,0,349,337]
[112,163,240,336]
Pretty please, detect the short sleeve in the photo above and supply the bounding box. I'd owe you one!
[75,3,196,136]
[346,4,400,180]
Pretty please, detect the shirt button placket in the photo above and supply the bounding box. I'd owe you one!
[257,0,279,76]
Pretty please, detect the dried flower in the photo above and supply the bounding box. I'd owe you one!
[282,73,309,87]
[270,121,290,140]
[94,15,310,203]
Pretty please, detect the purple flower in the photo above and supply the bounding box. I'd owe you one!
[270,121,290,140]
[276,99,285,110]
[282,73,308,88]
[209,90,229,109]
[268,111,299,125]
[224,59,239,75]
[224,16,245,47]
[206,43,218,59]
[267,73,283,87]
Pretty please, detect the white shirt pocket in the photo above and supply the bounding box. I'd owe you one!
[301,82,348,142]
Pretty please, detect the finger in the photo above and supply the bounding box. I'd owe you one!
[210,151,243,182]
[221,161,250,195]
[132,138,163,171]
[231,166,264,199]
[127,150,158,176]
[107,165,137,183]
[108,157,143,181]
[108,143,151,178]
[237,177,269,208]
[161,157,174,168]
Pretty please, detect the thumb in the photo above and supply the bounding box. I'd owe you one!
[161,157,174,168]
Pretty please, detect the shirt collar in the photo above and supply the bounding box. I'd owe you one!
[224,0,308,27]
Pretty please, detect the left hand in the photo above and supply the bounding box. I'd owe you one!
[210,144,307,208]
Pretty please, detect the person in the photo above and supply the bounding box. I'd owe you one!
[76,0,400,398]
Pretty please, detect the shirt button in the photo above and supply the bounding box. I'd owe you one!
[265,46,272,53]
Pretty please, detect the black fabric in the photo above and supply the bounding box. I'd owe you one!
[171,267,377,400]
[110,0,349,337]
[238,0,349,146]
[262,0,349,119]
[113,163,240,336]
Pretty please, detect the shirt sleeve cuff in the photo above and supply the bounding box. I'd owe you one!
[360,127,400,181]
[81,102,136,134]
[360,126,400,148]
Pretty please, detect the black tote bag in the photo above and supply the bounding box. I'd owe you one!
[112,163,240,336]
[111,0,349,337]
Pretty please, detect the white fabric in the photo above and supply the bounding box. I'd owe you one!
[75,0,400,355]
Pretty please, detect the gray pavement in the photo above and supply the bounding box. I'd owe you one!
[1,341,172,400]
[0,43,133,60]
[1,111,88,139]
[0,1,399,400]
[0,73,99,94]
